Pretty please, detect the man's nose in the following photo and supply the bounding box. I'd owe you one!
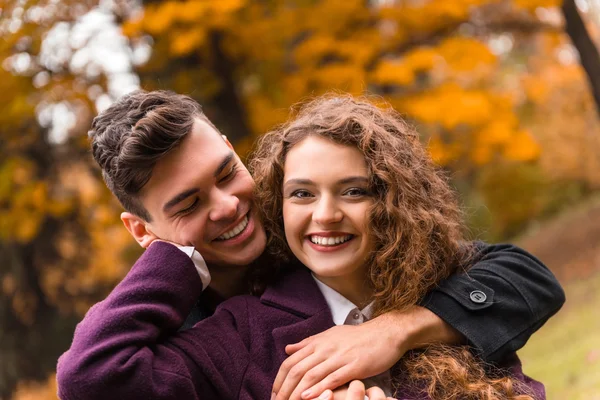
[208,189,239,222]
[312,196,343,225]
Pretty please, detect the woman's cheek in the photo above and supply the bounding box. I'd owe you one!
[283,204,301,249]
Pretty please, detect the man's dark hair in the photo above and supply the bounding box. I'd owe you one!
[89,90,212,221]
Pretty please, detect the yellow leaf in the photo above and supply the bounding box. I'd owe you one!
[170,28,206,56]
[436,36,496,72]
[143,1,179,35]
[370,60,415,86]
[503,130,541,161]
[522,75,549,103]
[471,143,493,165]
[14,213,42,242]
[399,83,494,129]
[121,15,144,38]
[477,120,516,146]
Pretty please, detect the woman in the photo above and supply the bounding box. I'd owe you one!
[57,95,544,400]
[250,94,542,399]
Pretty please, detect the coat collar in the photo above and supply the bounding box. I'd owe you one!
[260,267,335,366]
[260,267,331,319]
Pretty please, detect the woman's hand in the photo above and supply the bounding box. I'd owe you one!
[317,381,395,400]
[272,306,463,400]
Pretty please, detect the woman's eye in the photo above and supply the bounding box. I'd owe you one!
[290,190,313,199]
[176,198,199,216]
[344,188,368,197]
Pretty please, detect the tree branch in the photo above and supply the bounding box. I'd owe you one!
[562,0,600,118]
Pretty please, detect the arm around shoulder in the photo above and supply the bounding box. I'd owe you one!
[420,242,565,362]
[56,242,249,400]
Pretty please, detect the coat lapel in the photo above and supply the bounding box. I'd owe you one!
[260,268,335,364]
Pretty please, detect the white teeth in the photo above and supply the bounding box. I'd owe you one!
[217,215,249,240]
[309,235,352,246]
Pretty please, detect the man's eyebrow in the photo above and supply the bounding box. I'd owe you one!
[214,152,235,177]
[163,188,200,214]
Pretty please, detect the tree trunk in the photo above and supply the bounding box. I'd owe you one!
[209,31,253,143]
[562,0,600,118]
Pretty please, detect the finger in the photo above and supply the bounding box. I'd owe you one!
[365,386,386,400]
[346,380,366,399]
[275,353,327,400]
[301,364,358,399]
[286,335,314,355]
[315,389,333,400]
[273,344,316,394]
[284,358,339,400]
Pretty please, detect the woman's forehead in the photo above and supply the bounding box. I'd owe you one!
[284,136,368,178]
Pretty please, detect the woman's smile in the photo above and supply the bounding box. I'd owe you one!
[306,232,356,251]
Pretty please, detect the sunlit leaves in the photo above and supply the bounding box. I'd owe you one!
[3,0,600,396]
[126,0,549,169]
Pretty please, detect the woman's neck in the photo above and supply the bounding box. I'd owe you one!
[314,267,374,309]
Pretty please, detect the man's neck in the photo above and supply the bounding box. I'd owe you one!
[207,264,248,299]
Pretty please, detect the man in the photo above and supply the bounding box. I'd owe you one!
[58,90,564,399]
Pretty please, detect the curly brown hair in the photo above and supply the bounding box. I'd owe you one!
[250,94,468,315]
[248,94,535,400]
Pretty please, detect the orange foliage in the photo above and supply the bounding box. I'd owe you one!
[2,0,600,396]
[125,0,557,172]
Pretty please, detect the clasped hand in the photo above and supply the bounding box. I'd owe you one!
[271,319,407,400]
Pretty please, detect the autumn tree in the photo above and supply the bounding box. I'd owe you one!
[0,0,138,397]
[2,0,600,398]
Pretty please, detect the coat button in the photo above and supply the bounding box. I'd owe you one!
[469,290,487,303]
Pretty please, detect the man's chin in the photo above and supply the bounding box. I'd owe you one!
[203,228,266,268]
[204,249,264,269]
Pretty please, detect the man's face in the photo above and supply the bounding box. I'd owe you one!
[138,118,267,267]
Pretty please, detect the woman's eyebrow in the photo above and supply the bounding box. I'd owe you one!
[337,176,369,185]
[283,178,314,186]
[283,176,369,187]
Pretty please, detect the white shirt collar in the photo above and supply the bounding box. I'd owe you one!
[176,245,211,290]
[312,275,375,325]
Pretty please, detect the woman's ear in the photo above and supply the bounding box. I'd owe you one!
[121,212,158,248]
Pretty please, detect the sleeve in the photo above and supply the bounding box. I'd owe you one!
[420,241,565,362]
[56,241,251,400]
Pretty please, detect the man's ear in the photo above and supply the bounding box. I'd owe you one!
[221,134,234,150]
[121,212,158,249]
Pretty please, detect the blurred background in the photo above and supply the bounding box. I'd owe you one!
[1,0,599,398]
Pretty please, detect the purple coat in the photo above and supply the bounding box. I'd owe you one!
[57,242,544,400]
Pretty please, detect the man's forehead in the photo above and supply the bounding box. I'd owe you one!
[139,119,234,208]
[165,119,230,166]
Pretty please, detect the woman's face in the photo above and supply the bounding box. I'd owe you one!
[282,135,374,286]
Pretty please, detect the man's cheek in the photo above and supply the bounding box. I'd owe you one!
[178,216,207,247]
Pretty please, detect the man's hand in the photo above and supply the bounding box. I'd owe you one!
[317,381,395,400]
[272,306,464,400]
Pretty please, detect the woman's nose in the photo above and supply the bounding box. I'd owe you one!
[312,196,343,225]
